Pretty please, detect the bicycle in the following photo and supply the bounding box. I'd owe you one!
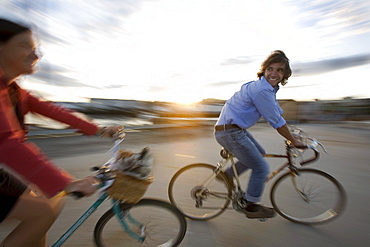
[52,130,187,247]
[168,125,347,224]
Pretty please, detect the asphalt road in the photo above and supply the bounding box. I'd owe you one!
[1,123,369,247]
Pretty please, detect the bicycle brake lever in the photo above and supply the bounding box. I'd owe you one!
[307,139,329,154]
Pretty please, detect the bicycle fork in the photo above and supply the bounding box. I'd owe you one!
[112,200,146,242]
[289,171,311,203]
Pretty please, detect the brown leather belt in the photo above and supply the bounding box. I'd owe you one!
[214,124,241,131]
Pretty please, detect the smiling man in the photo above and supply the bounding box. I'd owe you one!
[214,50,306,219]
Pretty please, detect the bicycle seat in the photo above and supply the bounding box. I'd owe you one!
[220,148,233,159]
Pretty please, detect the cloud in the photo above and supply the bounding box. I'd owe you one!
[211,54,370,87]
[31,62,94,87]
[207,80,246,87]
[284,83,320,89]
[104,85,127,89]
[1,0,153,44]
[220,56,256,66]
[292,54,370,77]
[2,1,154,89]
[286,0,370,36]
[148,86,168,93]
[221,53,370,78]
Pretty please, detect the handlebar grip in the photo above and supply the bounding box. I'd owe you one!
[71,191,85,199]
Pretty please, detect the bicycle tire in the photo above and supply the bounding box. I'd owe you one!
[168,163,232,220]
[94,198,187,247]
[270,168,347,224]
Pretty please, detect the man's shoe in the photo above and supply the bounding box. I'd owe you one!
[215,172,234,187]
[243,203,276,219]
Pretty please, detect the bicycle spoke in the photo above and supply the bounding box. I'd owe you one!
[208,191,229,199]
[94,199,186,246]
[271,169,347,224]
[168,163,232,220]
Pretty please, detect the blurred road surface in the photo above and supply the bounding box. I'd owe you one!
[1,123,369,247]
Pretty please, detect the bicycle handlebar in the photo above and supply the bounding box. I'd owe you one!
[71,191,85,199]
[289,125,328,154]
[286,125,329,167]
[69,129,126,199]
[299,147,320,166]
[307,138,328,154]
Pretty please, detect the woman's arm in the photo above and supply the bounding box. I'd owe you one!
[26,92,98,135]
[0,132,73,197]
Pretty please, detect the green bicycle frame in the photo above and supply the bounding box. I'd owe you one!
[52,192,107,247]
[52,191,145,247]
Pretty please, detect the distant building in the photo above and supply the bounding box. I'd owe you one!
[55,97,370,122]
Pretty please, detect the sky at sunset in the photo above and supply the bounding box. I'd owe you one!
[1,0,370,103]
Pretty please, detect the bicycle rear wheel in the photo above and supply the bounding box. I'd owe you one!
[94,198,187,247]
[271,168,347,224]
[168,163,232,220]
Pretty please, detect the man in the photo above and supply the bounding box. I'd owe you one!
[214,50,306,219]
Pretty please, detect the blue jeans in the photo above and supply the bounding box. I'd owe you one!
[214,128,269,203]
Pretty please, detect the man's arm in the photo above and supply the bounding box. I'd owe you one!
[276,124,306,148]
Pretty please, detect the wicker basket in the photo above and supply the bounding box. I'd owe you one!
[107,172,153,204]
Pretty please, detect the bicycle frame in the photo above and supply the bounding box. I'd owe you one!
[193,144,321,212]
[53,131,147,247]
[265,142,320,182]
[52,192,107,247]
[212,141,320,190]
[52,188,146,247]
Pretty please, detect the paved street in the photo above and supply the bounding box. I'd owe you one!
[1,123,369,246]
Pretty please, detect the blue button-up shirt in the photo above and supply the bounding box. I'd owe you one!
[216,76,286,129]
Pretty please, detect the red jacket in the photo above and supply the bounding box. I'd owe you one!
[0,77,98,198]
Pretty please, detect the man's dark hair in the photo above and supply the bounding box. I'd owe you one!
[257,50,292,83]
[0,19,30,43]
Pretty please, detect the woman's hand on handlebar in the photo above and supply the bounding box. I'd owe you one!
[98,125,124,138]
[64,176,100,197]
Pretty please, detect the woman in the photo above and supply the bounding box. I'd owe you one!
[0,18,120,247]
[214,50,306,219]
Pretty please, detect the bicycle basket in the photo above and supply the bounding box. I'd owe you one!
[107,172,154,204]
[107,146,154,204]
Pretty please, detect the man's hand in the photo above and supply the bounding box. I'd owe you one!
[277,124,307,149]
[291,139,307,149]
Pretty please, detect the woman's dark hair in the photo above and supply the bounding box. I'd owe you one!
[0,18,31,43]
[257,50,292,85]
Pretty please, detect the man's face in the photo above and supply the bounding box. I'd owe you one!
[264,62,285,87]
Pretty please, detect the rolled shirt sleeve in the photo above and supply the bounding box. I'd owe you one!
[253,89,286,129]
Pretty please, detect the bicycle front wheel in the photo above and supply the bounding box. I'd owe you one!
[168,163,232,220]
[271,168,347,224]
[94,198,187,247]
